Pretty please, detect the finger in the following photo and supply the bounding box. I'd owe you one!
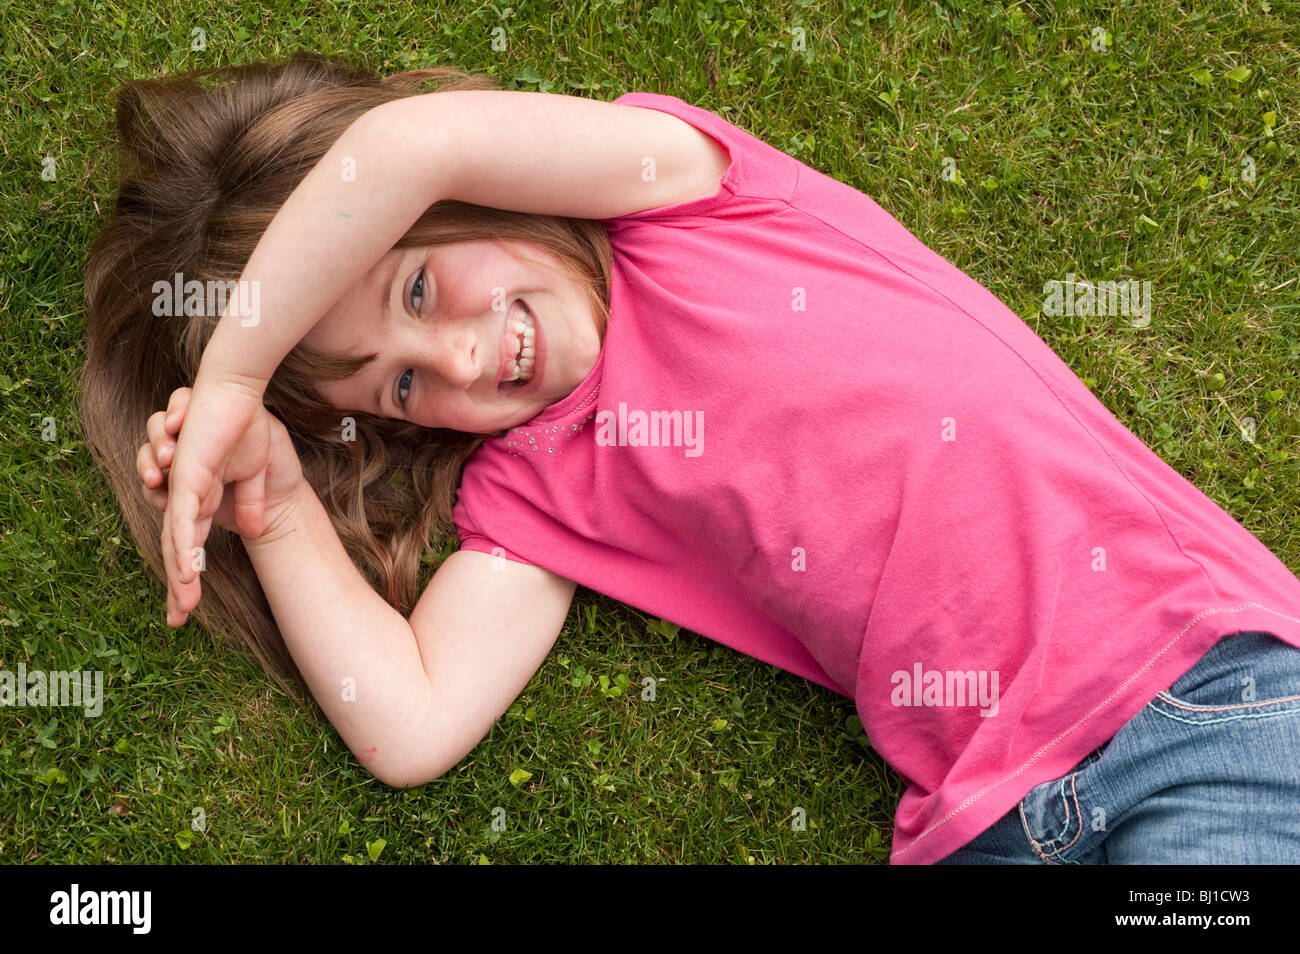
[146,412,177,471]
[146,410,169,446]
[170,525,204,622]
[168,480,199,586]
[196,512,213,565]
[161,506,183,626]
[157,437,176,470]
[169,458,223,587]
[150,403,182,468]
[167,417,207,585]
[162,452,205,623]
[179,481,224,611]
[231,470,266,539]
[164,387,192,434]
[137,442,164,486]
[175,512,212,616]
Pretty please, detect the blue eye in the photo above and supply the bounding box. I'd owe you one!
[410,269,425,312]
[397,369,413,408]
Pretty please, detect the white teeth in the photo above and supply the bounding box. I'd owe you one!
[506,358,532,384]
[503,303,537,385]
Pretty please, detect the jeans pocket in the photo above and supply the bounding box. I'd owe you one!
[1153,631,1300,720]
[1016,748,1106,865]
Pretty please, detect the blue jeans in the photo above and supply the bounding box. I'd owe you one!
[936,630,1300,864]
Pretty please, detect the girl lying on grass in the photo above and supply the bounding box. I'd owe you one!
[82,54,1300,864]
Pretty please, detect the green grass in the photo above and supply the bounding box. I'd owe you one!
[1,0,1297,863]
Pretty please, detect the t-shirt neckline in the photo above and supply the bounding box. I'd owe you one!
[516,332,606,427]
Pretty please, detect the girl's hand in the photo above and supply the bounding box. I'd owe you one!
[138,385,305,626]
[163,374,269,585]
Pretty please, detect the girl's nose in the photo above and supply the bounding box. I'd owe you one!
[426,322,481,390]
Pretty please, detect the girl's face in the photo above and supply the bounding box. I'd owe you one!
[304,239,603,433]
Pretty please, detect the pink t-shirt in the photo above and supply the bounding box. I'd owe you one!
[453,92,1300,864]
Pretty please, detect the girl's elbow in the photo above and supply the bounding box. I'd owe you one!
[367,752,451,789]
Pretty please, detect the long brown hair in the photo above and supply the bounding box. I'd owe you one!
[81,54,613,703]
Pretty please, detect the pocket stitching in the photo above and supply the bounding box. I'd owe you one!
[1020,773,1086,864]
[1057,773,1087,856]
[1019,800,1063,864]
[1155,689,1300,713]
[1147,700,1300,728]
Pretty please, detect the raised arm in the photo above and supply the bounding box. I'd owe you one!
[243,479,575,786]
[167,89,729,608]
[372,89,731,222]
[202,89,729,386]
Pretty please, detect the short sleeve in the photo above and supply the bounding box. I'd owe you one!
[599,92,798,223]
[460,530,535,566]
[453,502,536,567]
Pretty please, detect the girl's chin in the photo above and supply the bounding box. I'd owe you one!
[485,402,542,434]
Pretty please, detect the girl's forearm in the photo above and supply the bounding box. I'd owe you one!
[199,105,446,387]
[240,479,439,785]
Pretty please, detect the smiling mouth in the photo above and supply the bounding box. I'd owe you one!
[502,302,536,385]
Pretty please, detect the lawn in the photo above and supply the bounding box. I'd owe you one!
[1,0,1296,864]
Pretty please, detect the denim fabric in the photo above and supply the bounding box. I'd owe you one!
[935,631,1300,864]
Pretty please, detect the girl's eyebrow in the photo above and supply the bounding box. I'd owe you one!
[380,275,392,323]
[380,254,401,325]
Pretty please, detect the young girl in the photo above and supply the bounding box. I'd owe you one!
[83,54,1300,865]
